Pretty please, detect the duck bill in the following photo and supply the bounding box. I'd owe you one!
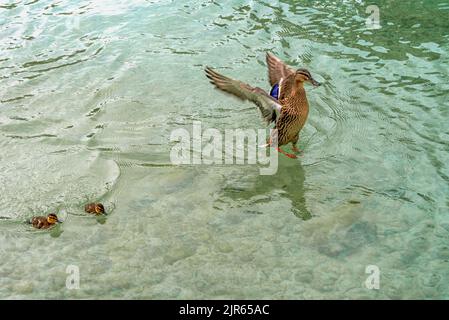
[310,78,321,87]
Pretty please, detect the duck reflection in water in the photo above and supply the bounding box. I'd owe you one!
[221,157,311,220]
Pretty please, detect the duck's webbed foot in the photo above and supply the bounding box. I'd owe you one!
[276,147,297,159]
[292,145,301,153]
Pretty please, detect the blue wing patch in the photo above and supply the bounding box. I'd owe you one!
[270,83,279,100]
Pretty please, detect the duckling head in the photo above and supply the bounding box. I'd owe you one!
[295,69,321,87]
[94,203,105,215]
[47,213,60,224]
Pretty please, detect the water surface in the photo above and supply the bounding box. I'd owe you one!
[0,0,448,299]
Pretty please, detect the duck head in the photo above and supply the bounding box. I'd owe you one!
[295,69,321,87]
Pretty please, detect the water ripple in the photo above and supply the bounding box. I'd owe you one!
[1,0,448,299]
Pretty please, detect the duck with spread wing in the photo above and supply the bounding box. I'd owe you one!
[205,52,320,159]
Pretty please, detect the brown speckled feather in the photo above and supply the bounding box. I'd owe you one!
[266,52,295,87]
[276,76,309,146]
[205,67,282,124]
[30,216,50,229]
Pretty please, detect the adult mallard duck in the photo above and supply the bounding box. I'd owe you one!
[205,52,320,158]
[29,213,60,229]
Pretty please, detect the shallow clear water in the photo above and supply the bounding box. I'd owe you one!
[1,0,448,299]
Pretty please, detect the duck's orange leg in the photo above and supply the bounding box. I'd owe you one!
[292,145,301,153]
[291,134,302,154]
[276,147,297,159]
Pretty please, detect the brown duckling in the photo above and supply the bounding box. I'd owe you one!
[29,213,60,229]
[84,203,105,215]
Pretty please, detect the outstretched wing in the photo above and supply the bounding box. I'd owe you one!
[266,52,295,87]
[205,67,281,124]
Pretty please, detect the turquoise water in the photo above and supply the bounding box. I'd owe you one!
[0,0,448,299]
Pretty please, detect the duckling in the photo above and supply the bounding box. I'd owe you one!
[84,203,105,215]
[205,52,321,158]
[29,213,60,229]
